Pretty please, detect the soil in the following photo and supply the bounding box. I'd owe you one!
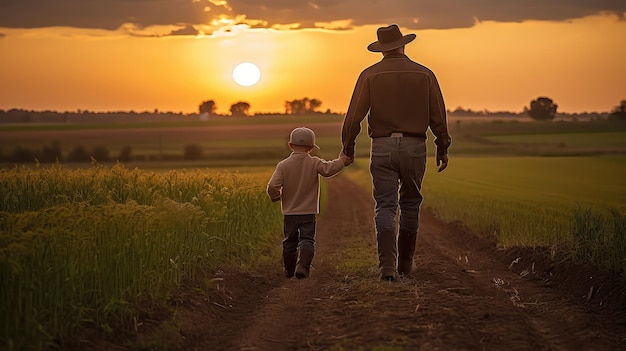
[94,175,626,350]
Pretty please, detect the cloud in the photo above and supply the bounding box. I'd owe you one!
[167,25,201,36]
[0,0,624,31]
[118,23,202,38]
[0,0,207,30]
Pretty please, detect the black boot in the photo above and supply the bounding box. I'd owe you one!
[377,230,398,281]
[283,250,298,278]
[295,247,314,279]
[397,229,417,275]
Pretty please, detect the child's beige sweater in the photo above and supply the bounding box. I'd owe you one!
[267,151,345,215]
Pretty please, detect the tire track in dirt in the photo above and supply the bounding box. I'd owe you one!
[181,175,625,350]
[417,217,624,351]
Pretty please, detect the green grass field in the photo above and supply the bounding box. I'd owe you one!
[484,132,626,147]
[345,154,625,274]
[447,119,626,156]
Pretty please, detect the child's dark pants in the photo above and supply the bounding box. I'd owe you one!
[283,214,316,277]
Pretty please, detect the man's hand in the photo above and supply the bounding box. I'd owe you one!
[436,154,448,172]
[339,150,354,166]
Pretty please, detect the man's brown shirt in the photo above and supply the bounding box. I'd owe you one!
[342,53,451,156]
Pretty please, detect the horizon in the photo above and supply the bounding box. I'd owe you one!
[0,105,613,117]
[0,2,625,114]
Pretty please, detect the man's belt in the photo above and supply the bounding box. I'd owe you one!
[386,132,424,138]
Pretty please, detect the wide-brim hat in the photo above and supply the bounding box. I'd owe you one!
[367,24,416,52]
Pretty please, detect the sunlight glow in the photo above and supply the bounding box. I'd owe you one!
[0,14,623,113]
[232,62,261,86]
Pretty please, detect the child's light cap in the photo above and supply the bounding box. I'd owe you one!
[289,127,320,149]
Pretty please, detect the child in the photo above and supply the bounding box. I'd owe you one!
[267,127,352,279]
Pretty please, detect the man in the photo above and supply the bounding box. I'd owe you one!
[341,24,451,281]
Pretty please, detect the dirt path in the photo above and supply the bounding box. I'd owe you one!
[174,176,626,351]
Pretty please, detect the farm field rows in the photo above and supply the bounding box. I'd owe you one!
[1,115,625,349]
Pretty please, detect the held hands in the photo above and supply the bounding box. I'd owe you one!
[339,150,354,166]
[436,154,449,172]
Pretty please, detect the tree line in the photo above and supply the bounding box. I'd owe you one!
[0,97,623,124]
[199,97,329,118]
[199,96,625,121]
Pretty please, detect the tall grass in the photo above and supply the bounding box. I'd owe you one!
[570,207,626,271]
[0,163,282,350]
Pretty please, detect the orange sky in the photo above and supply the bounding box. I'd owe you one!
[0,14,624,114]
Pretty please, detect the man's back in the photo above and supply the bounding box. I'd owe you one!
[342,52,449,156]
[364,53,441,138]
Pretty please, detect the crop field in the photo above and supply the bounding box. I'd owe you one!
[1,115,625,349]
[0,165,283,349]
[484,131,626,147]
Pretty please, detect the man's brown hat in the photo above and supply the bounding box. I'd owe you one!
[367,24,416,52]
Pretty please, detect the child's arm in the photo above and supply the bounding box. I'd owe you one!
[267,167,283,202]
[316,157,346,178]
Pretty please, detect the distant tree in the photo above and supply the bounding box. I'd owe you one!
[230,101,251,117]
[91,146,109,162]
[609,100,626,121]
[285,99,305,114]
[309,98,322,112]
[68,145,90,162]
[118,145,133,162]
[527,97,558,121]
[285,97,323,115]
[199,100,217,115]
[184,144,204,160]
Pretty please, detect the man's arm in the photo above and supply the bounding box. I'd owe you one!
[341,72,370,157]
[428,73,451,160]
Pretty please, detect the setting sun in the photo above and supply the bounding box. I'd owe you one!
[232,62,261,87]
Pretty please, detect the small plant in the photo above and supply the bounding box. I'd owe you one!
[91,145,110,162]
[184,143,204,161]
[41,140,63,162]
[118,145,133,162]
[68,145,90,162]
